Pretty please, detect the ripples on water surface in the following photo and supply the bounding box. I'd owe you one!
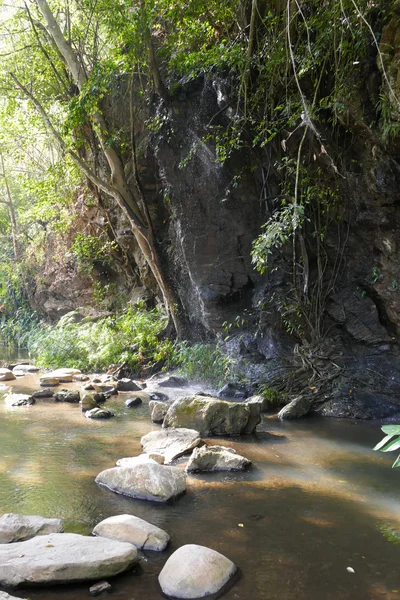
[1,371,400,599]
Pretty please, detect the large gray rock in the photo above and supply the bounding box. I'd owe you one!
[86,407,114,419]
[0,513,63,543]
[95,464,186,502]
[32,388,54,399]
[117,378,142,392]
[149,400,169,423]
[186,445,252,473]
[141,428,201,464]
[93,514,170,551]
[158,375,188,388]
[0,368,16,381]
[4,394,35,407]
[0,533,138,587]
[54,389,80,403]
[278,396,313,420]
[217,382,248,399]
[158,544,237,599]
[12,364,39,375]
[163,396,261,436]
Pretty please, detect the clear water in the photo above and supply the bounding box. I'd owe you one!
[1,368,400,599]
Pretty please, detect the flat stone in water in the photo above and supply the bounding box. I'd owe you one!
[95,463,186,503]
[186,445,252,473]
[0,368,16,382]
[86,407,114,419]
[158,544,237,599]
[4,393,35,407]
[140,428,201,464]
[93,514,170,551]
[117,378,142,392]
[89,581,112,596]
[32,389,55,399]
[0,513,63,544]
[54,389,80,403]
[0,532,138,587]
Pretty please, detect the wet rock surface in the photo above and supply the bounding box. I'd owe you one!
[125,397,142,408]
[54,389,80,403]
[0,533,138,587]
[0,513,63,543]
[93,514,170,551]
[158,544,237,599]
[95,463,186,502]
[149,400,169,423]
[86,407,114,419]
[278,397,313,420]
[116,378,142,392]
[4,393,35,407]
[89,581,112,596]
[186,445,252,473]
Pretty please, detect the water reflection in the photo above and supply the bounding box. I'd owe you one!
[0,372,399,599]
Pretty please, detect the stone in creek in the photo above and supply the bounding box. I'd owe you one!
[0,592,29,600]
[39,376,60,387]
[158,544,237,599]
[125,397,142,408]
[0,533,138,587]
[4,394,35,407]
[140,428,201,464]
[86,407,114,419]
[116,453,165,467]
[217,382,249,400]
[74,374,90,382]
[32,389,55,399]
[149,400,169,424]
[93,514,170,552]
[0,368,16,382]
[117,378,142,392]
[163,396,261,436]
[95,463,186,503]
[157,375,188,388]
[149,391,169,402]
[53,389,80,403]
[278,396,313,420]
[186,445,252,473]
[0,513,64,544]
[12,364,39,375]
[92,383,118,395]
[80,393,106,412]
[89,581,112,596]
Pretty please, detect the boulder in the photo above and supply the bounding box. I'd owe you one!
[141,428,201,464]
[32,389,54,399]
[86,407,114,419]
[0,533,138,587]
[278,396,313,420]
[12,364,39,375]
[163,396,260,436]
[81,393,100,412]
[0,513,63,543]
[244,397,263,433]
[116,453,165,467]
[158,544,237,599]
[158,375,188,388]
[93,514,170,551]
[149,400,169,423]
[117,378,142,392]
[217,382,248,400]
[0,368,16,382]
[4,394,35,407]
[0,592,28,600]
[125,397,142,408]
[95,463,186,502]
[54,389,80,403]
[92,383,118,395]
[186,445,252,473]
[89,581,112,596]
[149,391,169,402]
[74,374,90,382]
[43,371,72,383]
[39,376,60,387]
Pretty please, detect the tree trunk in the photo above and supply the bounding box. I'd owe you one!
[34,0,190,338]
[0,153,19,261]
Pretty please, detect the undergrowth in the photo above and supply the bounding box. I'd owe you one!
[173,342,236,387]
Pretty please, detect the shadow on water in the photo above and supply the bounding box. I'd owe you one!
[1,370,400,599]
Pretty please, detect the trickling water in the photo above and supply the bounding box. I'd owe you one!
[0,361,400,599]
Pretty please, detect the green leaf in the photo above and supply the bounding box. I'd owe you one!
[380,438,400,453]
[392,454,400,469]
[381,425,400,435]
[373,433,396,451]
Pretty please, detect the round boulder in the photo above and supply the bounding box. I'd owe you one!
[158,544,237,598]
[125,397,142,408]
[0,368,16,382]
[93,514,170,551]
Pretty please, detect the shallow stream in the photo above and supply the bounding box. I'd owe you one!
[0,358,400,599]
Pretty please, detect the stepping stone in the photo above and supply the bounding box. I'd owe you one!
[140,428,201,464]
[93,514,169,551]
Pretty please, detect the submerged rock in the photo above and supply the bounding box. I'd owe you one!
[92,383,118,395]
[149,400,169,423]
[125,397,142,408]
[0,368,16,382]
[86,407,114,419]
[158,375,188,388]
[116,453,165,467]
[186,445,252,473]
[278,396,313,420]
[163,395,261,436]
[32,389,54,399]
[0,513,63,544]
[89,581,112,596]
[93,514,170,551]
[217,382,248,400]
[54,389,80,403]
[0,533,138,587]
[81,393,100,412]
[4,394,35,407]
[149,391,169,402]
[141,428,201,464]
[117,378,142,392]
[95,464,186,502]
[158,544,237,599]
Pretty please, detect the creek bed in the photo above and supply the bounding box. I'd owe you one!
[1,372,400,600]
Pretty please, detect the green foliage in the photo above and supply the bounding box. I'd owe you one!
[71,233,117,275]
[256,384,286,409]
[374,425,400,468]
